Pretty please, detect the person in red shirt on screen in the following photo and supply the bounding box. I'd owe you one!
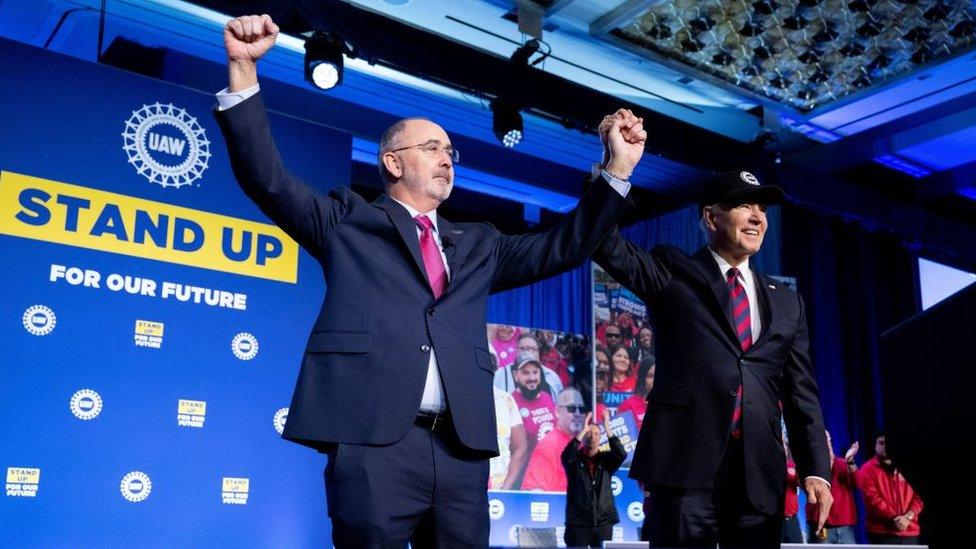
[616,356,655,431]
[806,430,859,544]
[522,387,586,492]
[782,444,803,543]
[607,344,636,393]
[857,433,923,545]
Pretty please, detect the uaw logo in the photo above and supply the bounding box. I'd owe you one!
[487,498,505,520]
[122,102,211,188]
[177,399,207,428]
[22,305,56,336]
[611,475,623,496]
[221,477,250,505]
[740,171,760,186]
[231,332,259,361]
[529,501,549,522]
[6,467,40,497]
[273,407,289,435]
[627,500,645,522]
[134,320,164,349]
[120,471,152,502]
[70,389,103,420]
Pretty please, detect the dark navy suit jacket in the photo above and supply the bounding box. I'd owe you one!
[216,93,632,457]
[594,237,831,514]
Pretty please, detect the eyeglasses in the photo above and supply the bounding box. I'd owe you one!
[559,405,587,414]
[388,140,459,163]
[605,332,621,339]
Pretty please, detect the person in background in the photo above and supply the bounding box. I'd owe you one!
[616,356,655,432]
[509,353,558,450]
[491,324,521,369]
[607,344,637,393]
[858,433,923,545]
[782,443,803,543]
[489,386,528,490]
[807,431,859,544]
[521,387,587,491]
[562,409,627,548]
[635,326,655,362]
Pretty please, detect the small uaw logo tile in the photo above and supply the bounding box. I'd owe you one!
[611,475,623,496]
[122,102,211,188]
[488,498,505,520]
[627,500,645,522]
[70,389,103,420]
[22,305,56,336]
[273,407,289,435]
[120,471,152,502]
[232,332,259,361]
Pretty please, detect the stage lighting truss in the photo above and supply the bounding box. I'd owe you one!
[609,0,976,111]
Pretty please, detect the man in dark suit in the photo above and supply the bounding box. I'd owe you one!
[593,154,833,546]
[216,14,644,549]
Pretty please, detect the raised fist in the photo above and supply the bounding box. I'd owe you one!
[224,14,279,64]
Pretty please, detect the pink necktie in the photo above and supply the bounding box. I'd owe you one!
[727,267,751,439]
[414,215,447,299]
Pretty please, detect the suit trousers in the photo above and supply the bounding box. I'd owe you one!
[645,437,783,548]
[324,420,489,549]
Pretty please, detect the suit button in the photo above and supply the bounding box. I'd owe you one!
[421,344,431,353]
[740,359,748,366]
[427,308,435,316]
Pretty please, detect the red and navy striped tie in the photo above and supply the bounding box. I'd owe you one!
[728,267,752,439]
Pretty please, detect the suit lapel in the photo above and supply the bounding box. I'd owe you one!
[373,194,430,288]
[690,247,742,350]
[750,271,775,349]
[436,216,467,285]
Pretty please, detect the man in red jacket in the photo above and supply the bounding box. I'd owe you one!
[806,430,859,544]
[857,433,923,544]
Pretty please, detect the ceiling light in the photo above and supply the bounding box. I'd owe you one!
[491,99,523,149]
[304,31,346,90]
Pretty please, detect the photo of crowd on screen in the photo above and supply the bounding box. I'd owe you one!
[486,323,591,492]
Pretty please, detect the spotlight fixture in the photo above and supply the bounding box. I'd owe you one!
[510,39,542,66]
[304,30,347,90]
[491,99,523,149]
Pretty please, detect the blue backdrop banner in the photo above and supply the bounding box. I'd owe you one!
[0,38,350,547]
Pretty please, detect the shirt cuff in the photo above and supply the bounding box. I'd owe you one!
[601,169,631,197]
[805,475,831,489]
[216,84,260,111]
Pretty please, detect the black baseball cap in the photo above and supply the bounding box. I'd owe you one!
[698,170,785,212]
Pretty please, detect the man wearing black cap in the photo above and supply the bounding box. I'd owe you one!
[592,125,833,547]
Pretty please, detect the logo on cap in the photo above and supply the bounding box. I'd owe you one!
[739,171,759,186]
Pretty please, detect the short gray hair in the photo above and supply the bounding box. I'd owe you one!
[377,117,431,184]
